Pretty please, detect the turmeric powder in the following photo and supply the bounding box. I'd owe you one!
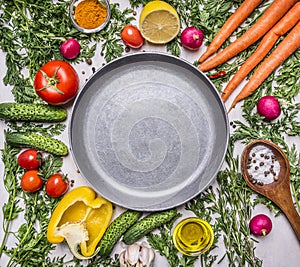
[74,0,107,29]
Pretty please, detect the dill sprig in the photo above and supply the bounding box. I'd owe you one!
[0,0,299,266]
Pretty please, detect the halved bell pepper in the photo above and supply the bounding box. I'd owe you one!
[47,186,113,259]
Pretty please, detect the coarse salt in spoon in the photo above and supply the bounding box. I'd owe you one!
[241,139,300,241]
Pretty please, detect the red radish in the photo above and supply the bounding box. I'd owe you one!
[60,38,81,59]
[257,95,281,121]
[249,214,272,236]
[180,26,204,51]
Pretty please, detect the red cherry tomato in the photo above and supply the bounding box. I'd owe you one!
[34,60,79,105]
[21,170,43,192]
[46,173,69,198]
[17,149,42,170]
[121,25,144,49]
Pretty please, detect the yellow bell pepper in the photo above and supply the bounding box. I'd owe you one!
[47,186,113,259]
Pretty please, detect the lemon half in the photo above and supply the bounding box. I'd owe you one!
[139,0,180,44]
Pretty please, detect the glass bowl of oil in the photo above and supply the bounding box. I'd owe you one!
[172,217,214,256]
[69,0,111,33]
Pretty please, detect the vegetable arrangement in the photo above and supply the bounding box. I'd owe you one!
[222,2,300,102]
[198,0,300,109]
[0,0,299,267]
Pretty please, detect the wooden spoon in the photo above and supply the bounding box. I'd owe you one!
[241,139,300,241]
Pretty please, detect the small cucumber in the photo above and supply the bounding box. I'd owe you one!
[98,210,142,256]
[5,132,68,156]
[123,209,178,245]
[0,103,67,122]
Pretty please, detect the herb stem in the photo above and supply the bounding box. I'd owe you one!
[291,183,300,213]
[0,146,20,259]
[0,189,17,258]
[6,194,37,267]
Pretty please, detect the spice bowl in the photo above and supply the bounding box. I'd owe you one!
[69,0,111,33]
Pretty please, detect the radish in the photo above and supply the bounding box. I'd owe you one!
[257,95,281,121]
[60,38,81,60]
[249,214,272,236]
[180,26,204,51]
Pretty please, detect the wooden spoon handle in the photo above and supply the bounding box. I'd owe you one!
[279,199,300,241]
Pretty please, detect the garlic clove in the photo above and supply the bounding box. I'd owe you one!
[139,246,155,267]
[120,250,127,267]
[125,243,140,265]
[119,243,155,267]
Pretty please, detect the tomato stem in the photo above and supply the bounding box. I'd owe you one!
[36,68,65,94]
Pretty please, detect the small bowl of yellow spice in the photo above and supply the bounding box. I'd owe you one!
[70,0,111,33]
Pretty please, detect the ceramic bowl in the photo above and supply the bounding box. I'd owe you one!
[69,0,111,33]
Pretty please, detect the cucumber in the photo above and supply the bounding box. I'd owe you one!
[5,132,68,156]
[98,210,142,256]
[0,103,67,122]
[123,209,178,245]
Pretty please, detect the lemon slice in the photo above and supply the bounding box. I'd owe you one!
[139,0,180,44]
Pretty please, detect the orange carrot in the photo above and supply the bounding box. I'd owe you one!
[222,2,300,102]
[228,21,300,112]
[198,0,263,63]
[199,0,298,72]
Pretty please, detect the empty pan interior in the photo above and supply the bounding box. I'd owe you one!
[70,52,229,211]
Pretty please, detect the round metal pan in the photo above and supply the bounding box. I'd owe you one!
[69,52,229,211]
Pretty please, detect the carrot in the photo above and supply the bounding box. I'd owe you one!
[199,0,298,72]
[198,0,263,63]
[222,2,300,102]
[228,21,300,112]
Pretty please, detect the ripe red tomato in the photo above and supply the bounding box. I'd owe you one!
[46,173,69,198]
[17,149,42,170]
[21,170,43,192]
[121,25,144,48]
[34,60,79,105]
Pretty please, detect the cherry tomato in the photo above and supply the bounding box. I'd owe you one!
[121,25,144,49]
[34,60,79,105]
[46,173,69,198]
[21,170,43,193]
[17,149,42,170]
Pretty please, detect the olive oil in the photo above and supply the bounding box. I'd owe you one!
[172,217,214,256]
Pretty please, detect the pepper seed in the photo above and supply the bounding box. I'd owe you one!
[86,58,92,65]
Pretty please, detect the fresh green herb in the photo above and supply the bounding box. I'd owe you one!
[0,144,22,259]
[7,122,66,138]
[100,3,136,62]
